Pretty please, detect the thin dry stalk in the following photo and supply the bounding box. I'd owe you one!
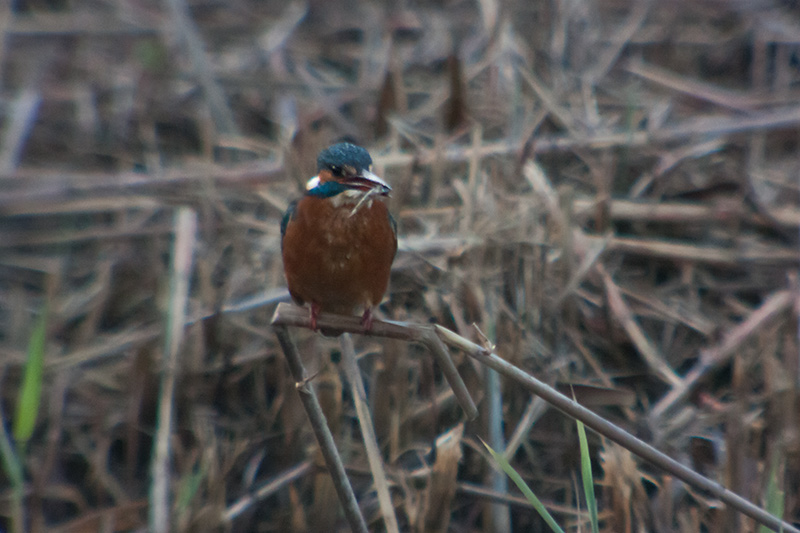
[421,331,478,420]
[339,333,400,533]
[652,289,795,420]
[0,90,41,173]
[269,305,477,419]
[503,396,548,459]
[434,325,799,533]
[271,324,368,533]
[272,303,798,533]
[421,424,463,532]
[625,58,795,111]
[601,266,681,387]
[163,0,237,135]
[223,460,312,523]
[150,207,197,533]
[573,198,800,230]
[600,235,800,265]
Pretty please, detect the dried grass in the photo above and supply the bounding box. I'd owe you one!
[1,0,800,531]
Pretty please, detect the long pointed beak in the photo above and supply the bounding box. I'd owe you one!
[360,170,391,195]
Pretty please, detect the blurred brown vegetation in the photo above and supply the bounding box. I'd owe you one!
[1,0,800,531]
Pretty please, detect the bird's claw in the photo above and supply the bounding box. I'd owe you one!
[360,307,374,332]
[310,302,321,331]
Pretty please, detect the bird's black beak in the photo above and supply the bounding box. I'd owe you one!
[358,170,391,196]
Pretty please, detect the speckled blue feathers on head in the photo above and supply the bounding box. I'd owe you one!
[317,143,372,174]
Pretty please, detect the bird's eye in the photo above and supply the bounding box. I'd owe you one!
[329,165,342,176]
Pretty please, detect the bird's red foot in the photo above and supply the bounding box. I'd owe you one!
[309,302,321,331]
[360,307,374,332]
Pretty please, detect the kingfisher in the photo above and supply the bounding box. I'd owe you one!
[281,143,397,332]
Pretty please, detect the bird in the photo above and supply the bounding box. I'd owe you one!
[281,142,397,332]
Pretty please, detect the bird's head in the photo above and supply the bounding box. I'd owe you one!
[306,143,391,198]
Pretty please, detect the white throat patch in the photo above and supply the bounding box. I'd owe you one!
[329,189,374,216]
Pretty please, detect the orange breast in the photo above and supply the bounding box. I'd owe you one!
[281,195,397,316]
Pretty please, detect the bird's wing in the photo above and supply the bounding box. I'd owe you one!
[280,199,299,248]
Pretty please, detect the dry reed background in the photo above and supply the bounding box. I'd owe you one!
[1,0,800,531]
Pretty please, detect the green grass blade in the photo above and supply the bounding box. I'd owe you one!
[176,464,207,512]
[759,450,784,533]
[0,417,25,533]
[0,410,23,487]
[13,305,48,445]
[577,419,599,533]
[481,438,564,533]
